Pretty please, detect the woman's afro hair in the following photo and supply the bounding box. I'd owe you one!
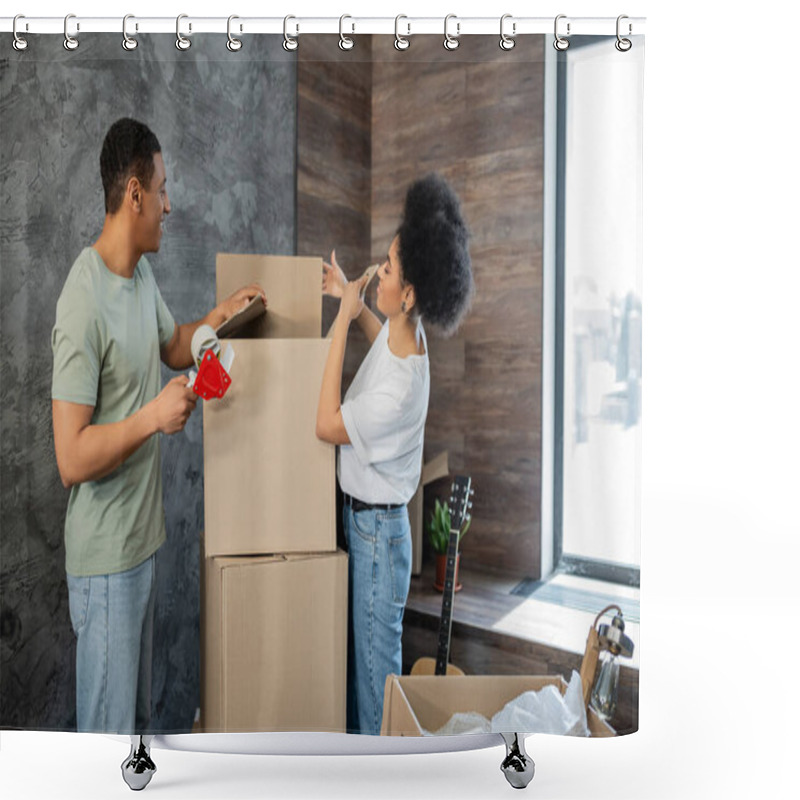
[397,173,474,336]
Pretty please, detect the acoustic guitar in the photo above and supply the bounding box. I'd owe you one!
[411,475,473,677]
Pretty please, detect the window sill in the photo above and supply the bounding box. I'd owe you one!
[405,563,640,671]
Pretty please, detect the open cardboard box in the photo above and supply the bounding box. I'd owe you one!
[215,253,326,340]
[380,674,615,737]
[201,547,348,733]
[203,254,337,556]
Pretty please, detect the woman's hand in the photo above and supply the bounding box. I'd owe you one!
[322,250,348,299]
[339,274,368,322]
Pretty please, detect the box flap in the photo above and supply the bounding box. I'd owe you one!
[283,550,348,565]
[216,254,322,339]
[587,708,615,737]
[381,675,423,737]
[215,295,268,339]
[216,554,287,570]
[422,451,449,486]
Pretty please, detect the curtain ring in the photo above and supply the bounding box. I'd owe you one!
[499,14,516,51]
[63,14,79,51]
[12,15,28,52]
[553,14,570,51]
[615,14,632,52]
[283,15,298,51]
[443,14,460,51]
[339,14,354,50]
[394,15,410,51]
[122,14,138,51]
[227,15,243,51]
[176,14,191,50]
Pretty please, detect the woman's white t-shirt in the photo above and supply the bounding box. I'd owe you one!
[339,320,430,505]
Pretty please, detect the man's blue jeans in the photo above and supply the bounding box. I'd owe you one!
[343,503,412,735]
[66,553,156,733]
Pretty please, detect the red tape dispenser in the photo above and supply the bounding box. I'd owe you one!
[186,324,235,401]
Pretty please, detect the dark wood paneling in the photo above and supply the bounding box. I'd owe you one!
[297,37,372,256]
[298,36,546,578]
[371,36,546,577]
[297,36,373,381]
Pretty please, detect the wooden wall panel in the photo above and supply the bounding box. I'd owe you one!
[371,37,546,578]
[296,36,374,383]
[299,36,545,578]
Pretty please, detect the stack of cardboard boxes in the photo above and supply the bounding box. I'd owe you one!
[200,254,348,733]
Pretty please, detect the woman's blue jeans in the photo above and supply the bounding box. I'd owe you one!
[66,553,156,733]
[343,503,412,735]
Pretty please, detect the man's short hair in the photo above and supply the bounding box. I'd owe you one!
[100,118,161,215]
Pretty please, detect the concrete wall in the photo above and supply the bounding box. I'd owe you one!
[0,35,296,730]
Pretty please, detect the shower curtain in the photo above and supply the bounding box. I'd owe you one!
[0,23,642,748]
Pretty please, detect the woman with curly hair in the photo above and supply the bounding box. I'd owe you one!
[316,173,473,735]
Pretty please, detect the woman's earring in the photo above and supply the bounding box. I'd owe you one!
[401,301,407,313]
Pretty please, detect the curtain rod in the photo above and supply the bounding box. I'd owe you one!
[1,16,646,37]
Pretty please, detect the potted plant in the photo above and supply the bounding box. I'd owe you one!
[427,498,471,592]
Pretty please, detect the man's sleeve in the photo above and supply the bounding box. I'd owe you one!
[51,289,100,407]
[340,389,404,467]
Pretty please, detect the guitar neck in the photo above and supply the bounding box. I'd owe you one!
[435,526,460,676]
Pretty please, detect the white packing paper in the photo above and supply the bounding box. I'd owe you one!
[423,671,590,738]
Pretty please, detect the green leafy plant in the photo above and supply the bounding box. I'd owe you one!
[427,498,471,556]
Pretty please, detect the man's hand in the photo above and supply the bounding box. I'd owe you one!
[161,284,267,372]
[52,381,196,489]
[152,376,198,434]
[217,283,267,323]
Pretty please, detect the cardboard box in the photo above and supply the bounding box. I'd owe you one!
[201,549,348,733]
[203,254,337,556]
[203,338,336,555]
[380,674,615,737]
[408,452,449,575]
[216,253,324,339]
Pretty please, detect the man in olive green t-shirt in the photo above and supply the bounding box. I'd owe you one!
[51,119,265,751]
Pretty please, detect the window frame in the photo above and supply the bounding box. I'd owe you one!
[542,37,641,590]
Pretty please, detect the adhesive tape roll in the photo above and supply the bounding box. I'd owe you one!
[191,324,221,367]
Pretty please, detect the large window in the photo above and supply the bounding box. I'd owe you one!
[545,37,643,586]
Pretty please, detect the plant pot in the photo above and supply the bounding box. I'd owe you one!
[434,553,462,593]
